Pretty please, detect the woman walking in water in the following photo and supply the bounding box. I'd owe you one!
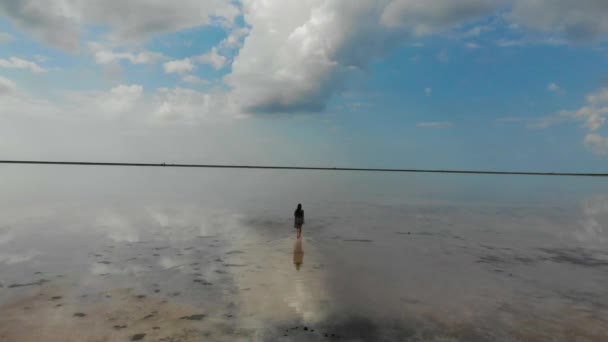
[294,203,304,239]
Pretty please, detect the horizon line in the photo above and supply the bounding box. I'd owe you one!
[0,160,606,177]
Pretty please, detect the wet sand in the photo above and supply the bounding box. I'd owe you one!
[1,169,608,341]
[1,200,607,341]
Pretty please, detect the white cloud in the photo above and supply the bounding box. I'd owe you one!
[164,58,194,74]
[547,82,562,93]
[218,27,250,50]
[60,84,145,119]
[0,75,17,94]
[0,32,13,43]
[153,87,236,123]
[0,0,240,51]
[197,47,227,70]
[182,75,208,85]
[226,0,499,114]
[511,0,608,42]
[584,134,608,156]
[587,88,608,105]
[537,88,608,155]
[95,85,144,114]
[465,42,481,49]
[461,24,493,37]
[380,0,497,35]
[575,89,608,132]
[2,81,239,125]
[417,121,452,128]
[0,1,82,51]
[0,57,46,73]
[496,38,526,47]
[425,87,432,96]
[437,49,449,63]
[93,48,164,65]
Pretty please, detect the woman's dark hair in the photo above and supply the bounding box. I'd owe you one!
[295,204,303,216]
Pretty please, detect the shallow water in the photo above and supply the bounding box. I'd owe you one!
[1,167,608,341]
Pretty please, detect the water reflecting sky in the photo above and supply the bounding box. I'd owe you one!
[1,166,608,341]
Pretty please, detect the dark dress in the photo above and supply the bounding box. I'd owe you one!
[294,210,304,229]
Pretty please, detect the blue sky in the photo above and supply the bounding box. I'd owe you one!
[1,0,608,172]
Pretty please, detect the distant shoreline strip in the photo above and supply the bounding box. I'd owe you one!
[0,160,606,177]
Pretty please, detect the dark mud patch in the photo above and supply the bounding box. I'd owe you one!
[180,314,206,321]
[8,279,49,288]
[477,253,535,265]
[142,312,157,320]
[131,333,146,340]
[540,248,608,268]
[73,313,87,318]
[193,279,212,286]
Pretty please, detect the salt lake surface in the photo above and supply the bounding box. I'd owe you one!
[1,166,607,341]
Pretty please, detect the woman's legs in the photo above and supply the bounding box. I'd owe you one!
[296,227,302,239]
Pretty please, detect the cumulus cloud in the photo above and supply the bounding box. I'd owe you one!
[584,134,608,156]
[0,0,240,51]
[95,85,144,114]
[218,27,250,51]
[437,49,449,63]
[2,80,238,125]
[92,46,165,65]
[381,0,497,34]
[0,75,17,94]
[547,82,562,93]
[182,75,208,85]
[538,88,608,155]
[197,47,227,70]
[153,87,236,123]
[575,89,608,133]
[417,121,452,128]
[59,84,145,119]
[461,24,493,38]
[496,38,526,47]
[225,0,501,114]
[164,58,195,74]
[0,0,82,51]
[0,57,46,73]
[6,0,608,120]
[511,0,608,42]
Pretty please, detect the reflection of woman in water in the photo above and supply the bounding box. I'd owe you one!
[293,238,304,271]
[294,203,304,239]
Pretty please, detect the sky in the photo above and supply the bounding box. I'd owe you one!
[1,0,608,172]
